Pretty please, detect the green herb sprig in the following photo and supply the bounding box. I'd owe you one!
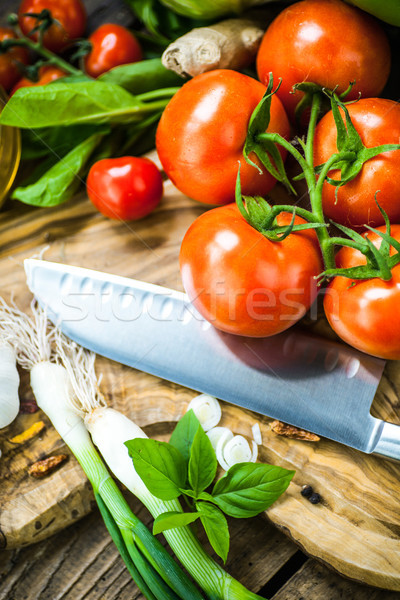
[125,410,294,562]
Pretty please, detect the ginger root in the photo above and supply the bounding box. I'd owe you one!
[162,18,265,78]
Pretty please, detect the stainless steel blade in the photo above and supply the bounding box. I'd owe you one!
[25,259,399,460]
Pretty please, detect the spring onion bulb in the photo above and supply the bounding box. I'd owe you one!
[0,299,204,600]
[0,342,20,428]
[252,422,262,446]
[206,426,233,452]
[217,434,258,471]
[186,394,221,431]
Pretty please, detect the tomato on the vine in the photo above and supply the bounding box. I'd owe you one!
[156,69,290,205]
[179,204,323,337]
[84,24,142,78]
[18,0,86,53]
[324,226,400,359]
[313,98,400,229]
[256,0,391,121]
[10,65,66,95]
[0,27,29,92]
[86,156,163,221]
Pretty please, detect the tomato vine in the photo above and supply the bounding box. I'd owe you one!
[238,75,400,283]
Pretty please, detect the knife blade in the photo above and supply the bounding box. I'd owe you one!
[24,259,400,461]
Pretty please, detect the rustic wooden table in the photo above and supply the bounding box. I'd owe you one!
[0,1,399,599]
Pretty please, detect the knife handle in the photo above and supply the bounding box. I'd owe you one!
[373,421,400,462]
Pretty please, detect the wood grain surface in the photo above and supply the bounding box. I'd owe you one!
[0,1,400,598]
[0,153,400,595]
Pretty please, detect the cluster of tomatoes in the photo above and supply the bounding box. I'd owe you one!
[156,0,400,360]
[0,0,164,222]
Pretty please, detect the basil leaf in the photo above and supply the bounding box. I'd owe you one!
[180,490,214,502]
[211,463,295,518]
[125,438,187,501]
[188,426,217,496]
[100,58,182,95]
[196,502,229,563]
[12,132,105,207]
[0,81,144,128]
[153,511,200,535]
[169,410,201,462]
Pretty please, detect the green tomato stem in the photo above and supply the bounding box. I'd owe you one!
[5,37,82,75]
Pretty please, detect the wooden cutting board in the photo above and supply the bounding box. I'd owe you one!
[1,151,400,591]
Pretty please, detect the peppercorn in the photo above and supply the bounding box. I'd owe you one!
[301,484,313,498]
[309,492,321,505]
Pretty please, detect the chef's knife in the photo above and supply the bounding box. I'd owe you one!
[24,259,400,461]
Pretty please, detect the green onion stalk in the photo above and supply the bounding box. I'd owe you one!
[0,301,205,600]
[238,76,400,282]
[57,339,266,600]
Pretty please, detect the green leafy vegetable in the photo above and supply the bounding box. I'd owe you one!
[20,124,106,160]
[153,510,200,535]
[0,81,149,128]
[188,425,217,496]
[211,462,295,518]
[196,502,230,562]
[126,438,187,500]
[169,409,201,462]
[12,132,105,207]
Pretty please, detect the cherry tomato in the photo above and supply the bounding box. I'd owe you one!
[324,226,400,359]
[179,204,323,337]
[18,0,86,53]
[256,0,391,121]
[10,65,66,95]
[0,27,30,92]
[156,69,290,205]
[84,24,142,78]
[313,98,400,229]
[86,156,163,221]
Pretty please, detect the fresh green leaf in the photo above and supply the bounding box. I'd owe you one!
[153,510,200,534]
[188,426,217,496]
[196,502,229,563]
[169,409,201,462]
[211,463,295,518]
[20,124,106,160]
[0,81,145,128]
[180,489,214,502]
[125,438,187,500]
[12,132,105,207]
[100,58,183,94]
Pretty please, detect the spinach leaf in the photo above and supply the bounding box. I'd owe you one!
[99,58,183,94]
[12,132,105,207]
[211,463,295,519]
[20,124,106,160]
[196,502,229,563]
[0,81,145,128]
[188,425,217,496]
[125,438,187,500]
[169,409,201,462]
[153,511,200,535]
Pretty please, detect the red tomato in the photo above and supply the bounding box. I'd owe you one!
[86,156,163,221]
[18,0,86,53]
[156,69,290,205]
[10,65,66,95]
[0,27,29,92]
[324,226,400,359]
[84,24,142,78]
[256,0,391,121]
[179,204,323,337]
[313,98,400,229]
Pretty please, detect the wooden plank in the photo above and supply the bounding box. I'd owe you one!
[272,560,400,600]
[1,157,400,591]
[0,504,295,600]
